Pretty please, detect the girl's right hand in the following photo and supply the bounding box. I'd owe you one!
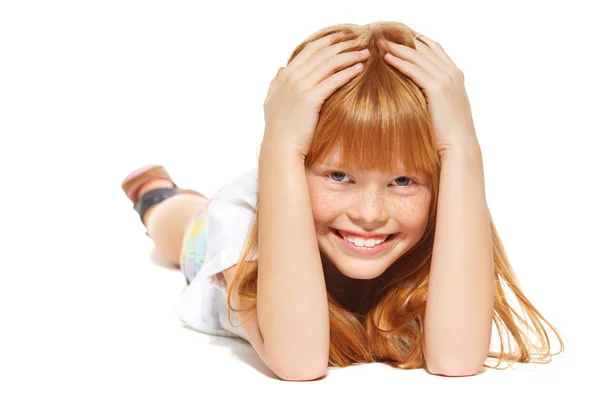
[262,34,370,159]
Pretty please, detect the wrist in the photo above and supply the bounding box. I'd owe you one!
[438,141,485,183]
[438,138,483,164]
[259,137,307,164]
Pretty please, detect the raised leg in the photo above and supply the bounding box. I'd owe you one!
[144,192,207,266]
[123,167,208,266]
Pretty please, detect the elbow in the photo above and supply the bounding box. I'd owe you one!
[274,361,328,381]
[427,364,482,377]
[265,339,330,381]
[426,356,485,377]
[277,367,327,382]
[424,343,489,377]
[425,357,485,376]
[270,355,328,381]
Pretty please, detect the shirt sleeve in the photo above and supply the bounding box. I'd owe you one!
[201,168,259,293]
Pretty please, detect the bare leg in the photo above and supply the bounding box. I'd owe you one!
[137,179,207,266]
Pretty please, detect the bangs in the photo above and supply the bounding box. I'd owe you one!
[304,59,439,179]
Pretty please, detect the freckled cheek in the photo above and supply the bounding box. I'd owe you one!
[308,187,343,225]
[394,195,431,230]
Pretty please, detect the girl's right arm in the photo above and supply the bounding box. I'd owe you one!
[256,140,330,381]
[254,33,370,380]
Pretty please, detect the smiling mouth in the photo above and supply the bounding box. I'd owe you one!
[331,228,399,243]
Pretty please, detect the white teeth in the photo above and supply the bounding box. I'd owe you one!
[341,234,387,247]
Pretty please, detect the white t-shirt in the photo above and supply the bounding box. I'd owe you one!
[172,167,259,342]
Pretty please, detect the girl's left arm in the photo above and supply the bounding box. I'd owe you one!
[378,33,495,376]
[423,139,495,376]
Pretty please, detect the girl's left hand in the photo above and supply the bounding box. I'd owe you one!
[380,32,478,158]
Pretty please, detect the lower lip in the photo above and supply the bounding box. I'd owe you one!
[330,228,399,256]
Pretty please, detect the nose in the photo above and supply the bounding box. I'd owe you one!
[347,191,389,227]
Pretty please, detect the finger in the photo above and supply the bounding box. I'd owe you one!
[295,38,364,80]
[381,39,447,82]
[412,37,447,72]
[300,48,369,89]
[412,31,459,70]
[284,33,338,74]
[383,53,436,92]
[312,61,365,102]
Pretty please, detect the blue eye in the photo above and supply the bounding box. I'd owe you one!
[330,171,348,182]
[328,172,414,187]
[394,177,413,187]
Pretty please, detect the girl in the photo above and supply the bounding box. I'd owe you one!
[121,21,565,381]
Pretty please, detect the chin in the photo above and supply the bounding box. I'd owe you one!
[335,263,389,280]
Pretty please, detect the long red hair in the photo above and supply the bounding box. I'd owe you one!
[226,21,565,370]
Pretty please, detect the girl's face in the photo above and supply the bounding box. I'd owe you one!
[305,151,432,280]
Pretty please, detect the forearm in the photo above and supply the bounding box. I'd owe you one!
[424,142,495,374]
[257,139,330,378]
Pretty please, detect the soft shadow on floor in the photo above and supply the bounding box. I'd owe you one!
[179,324,278,379]
[210,334,279,378]
[149,248,180,272]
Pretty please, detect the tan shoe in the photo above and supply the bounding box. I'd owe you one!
[121,164,206,224]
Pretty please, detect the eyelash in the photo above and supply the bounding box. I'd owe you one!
[327,171,415,188]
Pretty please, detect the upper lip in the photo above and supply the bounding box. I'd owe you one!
[334,228,392,240]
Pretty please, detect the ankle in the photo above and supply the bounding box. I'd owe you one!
[137,179,177,226]
[137,179,175,198]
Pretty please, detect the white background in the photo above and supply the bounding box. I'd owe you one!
[1,0,598,398]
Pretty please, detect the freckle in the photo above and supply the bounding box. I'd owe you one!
[405,199,420,215]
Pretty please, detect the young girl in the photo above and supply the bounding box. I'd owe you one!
[121,21,565,381]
